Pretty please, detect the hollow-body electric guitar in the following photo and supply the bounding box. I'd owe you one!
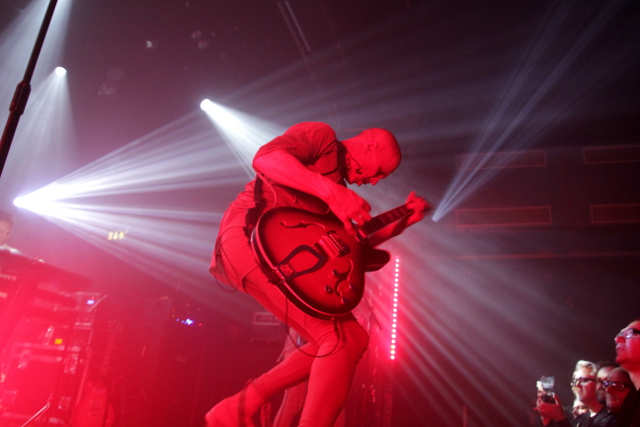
[251,204,413,319]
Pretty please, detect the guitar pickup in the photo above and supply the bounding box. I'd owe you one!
[318,231,350,257]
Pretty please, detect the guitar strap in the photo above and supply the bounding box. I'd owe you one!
[244,175,265,239]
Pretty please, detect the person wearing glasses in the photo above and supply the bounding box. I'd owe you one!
[615,321,640,427]
[537,360,615,427]
[596,362,620,406]
[604,367,636,416]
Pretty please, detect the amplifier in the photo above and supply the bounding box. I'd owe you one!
[0,342,89,426]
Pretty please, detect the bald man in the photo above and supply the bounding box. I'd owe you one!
[206,122,430,427]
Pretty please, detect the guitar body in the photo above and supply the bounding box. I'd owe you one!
[251,207,390,319]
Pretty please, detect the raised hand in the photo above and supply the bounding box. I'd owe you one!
[405,191,432,226]
[536,393,566,423]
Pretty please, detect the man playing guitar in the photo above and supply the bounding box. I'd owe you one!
[207,122,430,427]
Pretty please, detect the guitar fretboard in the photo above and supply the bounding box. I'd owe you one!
[360,204,411,236]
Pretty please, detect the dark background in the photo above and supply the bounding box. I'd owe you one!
[1,1,639,426]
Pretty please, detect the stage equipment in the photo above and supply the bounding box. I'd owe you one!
[0,250,98,426]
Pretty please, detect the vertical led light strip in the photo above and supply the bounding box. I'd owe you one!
[390,256,400,360]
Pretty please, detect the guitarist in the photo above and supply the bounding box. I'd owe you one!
[207,122,430,427]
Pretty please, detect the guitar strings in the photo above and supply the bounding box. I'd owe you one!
[328,205,412,241]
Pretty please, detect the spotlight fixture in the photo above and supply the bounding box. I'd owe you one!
[199,99,284,176]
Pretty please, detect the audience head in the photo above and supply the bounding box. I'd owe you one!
[571,360,600,410]
[615,320,640,386]
[596,361,619,404]
[604,367,635,414]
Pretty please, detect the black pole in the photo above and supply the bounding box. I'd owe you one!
[0,0,60,177]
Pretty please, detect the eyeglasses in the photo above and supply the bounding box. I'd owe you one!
[602,380,634,391]
[615,328,640,341]
[571,377,596,387]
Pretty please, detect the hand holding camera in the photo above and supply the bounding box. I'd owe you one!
[536,376,567,423]
[541,392,556,404]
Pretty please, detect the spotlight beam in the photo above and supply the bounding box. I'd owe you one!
[0,0,71,176]
[12,108,285,321]
[432,1,627,220]
[201,100,285,176]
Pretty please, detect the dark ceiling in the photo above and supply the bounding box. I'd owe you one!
[3,0,638,160]
[61,0,417,146]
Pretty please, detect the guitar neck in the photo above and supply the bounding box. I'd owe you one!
[359,204,411,237]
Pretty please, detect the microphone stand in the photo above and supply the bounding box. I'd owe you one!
[0,0,60,177]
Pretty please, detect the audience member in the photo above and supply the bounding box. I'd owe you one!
[597,362,620,405]
[615,320,640,427]
[537,360,615,426]
[604,367,636,416]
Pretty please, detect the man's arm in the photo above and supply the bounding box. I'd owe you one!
[367,192,431,247]
[252,149,372,233]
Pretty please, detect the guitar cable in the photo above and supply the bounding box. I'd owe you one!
[283,298,341,358]
[215,173,341,357]
[259,171,343,358]
[215,240,341,359]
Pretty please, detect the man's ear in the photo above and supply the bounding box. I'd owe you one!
[364,139,378,152]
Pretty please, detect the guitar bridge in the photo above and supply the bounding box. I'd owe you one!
[272,245,328,282]
[318,231,350,257]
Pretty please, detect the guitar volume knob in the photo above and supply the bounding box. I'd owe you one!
[330,269,340,278]
[323,286,334,294]
[340,297,349,306]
